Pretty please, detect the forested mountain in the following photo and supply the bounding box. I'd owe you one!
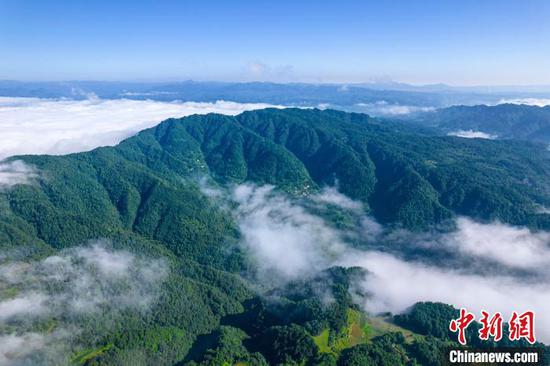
[1,108,549,365]
[413,104,550,144]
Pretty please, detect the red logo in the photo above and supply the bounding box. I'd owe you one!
[449,308,475,345]
[509,311,536,344]
[479,310,503,342]
[449,309,536,345]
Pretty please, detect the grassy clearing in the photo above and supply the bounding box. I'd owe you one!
[71,344,113,365]
[312,328,332,354]
[365,316,420,344]
[0,286,19,300]
[313,309,422,355]
[312,308,368,355]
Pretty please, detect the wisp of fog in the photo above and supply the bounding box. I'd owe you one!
[0,160,38,189]
[222,184,550,343]
[0,242,169,366]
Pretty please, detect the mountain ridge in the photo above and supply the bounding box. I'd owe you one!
[1,107,549,365]
[412,103,550,144]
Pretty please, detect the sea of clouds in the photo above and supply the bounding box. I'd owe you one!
[0,96,282,161]
[217,184,550,343]
[2,94,550,354]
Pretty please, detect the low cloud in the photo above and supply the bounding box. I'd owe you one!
[0,333,47,366]
[0,97,283,160]
[224,184,550,343]
[0,292,46,321]
[498,98,550,107]
[346,220,550,343]
[450,218,550,270]
[0,329,76,366]
[312,186,363,210]
[535,205,550,215]
[231,184,347,282]
[355,101,436,116]
[344,249,550,343]
[447,130,497,139]
[120,91,178,97]
[0,160,38,188]
[0,242,168,319]
[0,242,169,365]
[197,176,224,199]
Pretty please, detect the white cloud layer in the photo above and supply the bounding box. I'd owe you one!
[352,221,550,343]
[355,101,436,115]
[498,98,550,107]
[227,185,550,343]
[0,329,75,366]
[447,129,497,139]
[0,333,46,366]
[0,160,37,188]
[0,242,168,319]
[343,250,550,342]
[312,186,363,210]
[0,97,282,160]
[450,218,550,270]
[232,185,347,282]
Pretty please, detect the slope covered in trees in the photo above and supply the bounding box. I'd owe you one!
[1,108,549,365]
[413,104,550,144]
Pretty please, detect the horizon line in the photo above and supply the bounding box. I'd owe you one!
[2,79,550,90]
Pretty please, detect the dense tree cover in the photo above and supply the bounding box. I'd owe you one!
[1,108,549,364]
[119,107,550,230]
[394,302,458,340]
[337,333,410,366]
[244,109,550,228]
[413,103,550,144]
[182,326,268,366]
[256,324,319,365]
[407,336,448,366]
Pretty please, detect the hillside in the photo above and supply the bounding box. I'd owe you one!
[413,104,550,144]
[1,108,549,365]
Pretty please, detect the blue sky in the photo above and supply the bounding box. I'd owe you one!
[0,0,549,85]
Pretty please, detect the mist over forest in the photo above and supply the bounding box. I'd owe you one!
[0,101,549,365]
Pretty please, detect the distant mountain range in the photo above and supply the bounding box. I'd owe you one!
[2,80,550,109]
[2,108,549,365]
[355,81,550,94]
